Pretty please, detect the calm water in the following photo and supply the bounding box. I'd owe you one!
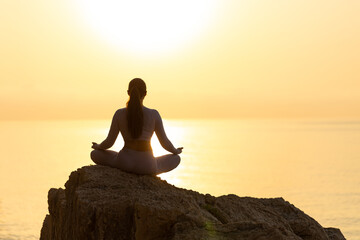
[0,119,359,239]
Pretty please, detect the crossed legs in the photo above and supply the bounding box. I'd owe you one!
[90,149,180,175]
[90,149,117,166]
[155,154,181,174]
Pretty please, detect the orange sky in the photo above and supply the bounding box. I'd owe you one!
[1,1,359,120]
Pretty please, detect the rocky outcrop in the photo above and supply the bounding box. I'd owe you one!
[40,165,345,240]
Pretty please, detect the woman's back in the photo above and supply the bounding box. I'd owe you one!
[117,106,158,142]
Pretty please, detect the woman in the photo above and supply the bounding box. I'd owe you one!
[91,78,182,175]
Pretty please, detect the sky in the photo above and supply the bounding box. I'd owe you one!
[1,0,359,120]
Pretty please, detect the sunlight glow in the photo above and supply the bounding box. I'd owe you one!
[151,120,184,157]
[151,121,185,184]
[75,0,218,56]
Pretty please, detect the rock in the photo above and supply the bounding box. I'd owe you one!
[40,165,346,240]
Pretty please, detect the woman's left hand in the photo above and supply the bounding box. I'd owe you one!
[92,142,100,150]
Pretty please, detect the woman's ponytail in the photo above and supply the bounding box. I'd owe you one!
[126,78,146,139]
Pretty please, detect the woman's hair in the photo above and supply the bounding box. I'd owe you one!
[126,78,147,139]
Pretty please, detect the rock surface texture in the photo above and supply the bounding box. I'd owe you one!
[40,165,345,240]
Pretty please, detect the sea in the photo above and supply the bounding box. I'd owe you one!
[0,119,359,239]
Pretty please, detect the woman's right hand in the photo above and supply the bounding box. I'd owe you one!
[175,147,183,154]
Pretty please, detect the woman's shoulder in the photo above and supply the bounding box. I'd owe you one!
[115,108,126,113]
[114,108,126,117]
[143,107,161,118]
[116,107,160,116]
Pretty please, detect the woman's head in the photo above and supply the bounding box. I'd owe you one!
[126,78,146,139]
[127,78,147,99]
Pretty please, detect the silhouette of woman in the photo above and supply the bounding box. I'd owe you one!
[91,78,182,175]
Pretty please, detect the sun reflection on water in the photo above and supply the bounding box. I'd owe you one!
[152,120,186,185]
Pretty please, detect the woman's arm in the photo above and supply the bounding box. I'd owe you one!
[154,110,182,154]
[93,110,120,150]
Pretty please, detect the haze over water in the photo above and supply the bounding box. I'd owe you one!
[0,119,359,239]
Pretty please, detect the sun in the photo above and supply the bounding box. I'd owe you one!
[74,0,219,56]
